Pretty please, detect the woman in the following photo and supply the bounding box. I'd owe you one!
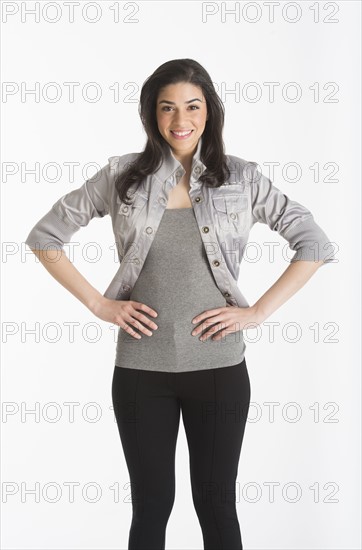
[25,59,335,549]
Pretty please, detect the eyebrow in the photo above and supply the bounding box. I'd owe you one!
[158,98,203,105]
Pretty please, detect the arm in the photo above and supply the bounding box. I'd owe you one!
[29,249,105,314]
[191,259,327,339]
[25,160,114,315]
[27,248,158,334]
[25,158,159,335]
[252,259,324,323]
[249,163,336,322]
[191,163,336,339]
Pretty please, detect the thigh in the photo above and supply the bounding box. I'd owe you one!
[111,366,181,502]
[180,359,251,500]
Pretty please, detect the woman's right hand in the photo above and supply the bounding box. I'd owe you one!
[92,297,159,339]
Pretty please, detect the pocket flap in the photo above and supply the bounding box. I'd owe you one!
[117,190,147,216]
[212,196,227,213]
[213,194,248,213]
[226,195,248,213]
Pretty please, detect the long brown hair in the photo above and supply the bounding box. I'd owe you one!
[115,58,230,205]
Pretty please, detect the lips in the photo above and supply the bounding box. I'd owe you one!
[170,130,193,139]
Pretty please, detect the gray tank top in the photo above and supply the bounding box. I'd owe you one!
[114,207,246,372]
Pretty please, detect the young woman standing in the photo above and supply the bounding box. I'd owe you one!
[25,59,335,549]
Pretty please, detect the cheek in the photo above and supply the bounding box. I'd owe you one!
[156,111,163,123]
[157,114,169,131]
[195,111,207,126]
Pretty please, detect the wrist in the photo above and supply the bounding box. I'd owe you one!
[87,293,107,316]
[250,303,267,324]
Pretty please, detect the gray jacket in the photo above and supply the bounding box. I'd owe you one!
[25,136,335,308]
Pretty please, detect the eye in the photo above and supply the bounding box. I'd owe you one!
[160,105,200,112]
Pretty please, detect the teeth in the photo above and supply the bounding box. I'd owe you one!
[172,130,192,136]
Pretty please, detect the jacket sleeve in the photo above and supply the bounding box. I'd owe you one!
[249,164,336,265]
[25,157,117,251]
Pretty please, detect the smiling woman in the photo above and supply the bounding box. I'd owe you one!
[24,57,335,550]
[156,82,208,155]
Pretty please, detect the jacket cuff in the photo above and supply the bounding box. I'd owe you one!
[25,207,78,250]
[284,215,336,265]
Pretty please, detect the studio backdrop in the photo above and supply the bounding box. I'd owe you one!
[2,1,360,549]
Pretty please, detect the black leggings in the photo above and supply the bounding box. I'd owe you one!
[111,357,251,550]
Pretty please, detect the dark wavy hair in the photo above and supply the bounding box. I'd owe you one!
[115,58,230,204]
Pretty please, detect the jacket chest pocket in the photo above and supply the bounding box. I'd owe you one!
[116,191,148,236]
[212,194,248,233]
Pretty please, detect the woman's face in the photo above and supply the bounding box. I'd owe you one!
[156,81,208,161]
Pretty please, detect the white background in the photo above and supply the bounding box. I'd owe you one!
[1,1,361,549]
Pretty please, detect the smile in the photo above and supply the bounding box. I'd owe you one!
[170,130,193,139]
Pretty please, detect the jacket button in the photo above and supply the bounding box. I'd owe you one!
[230,213,236,220]
[195,196,201,203]
[224,292,231,298]
[122,284,131,292]
[202,226,209,233]
[212,260,220,267]
[194,166,201,175]
[146,226,153,234]
[121,205,129,213]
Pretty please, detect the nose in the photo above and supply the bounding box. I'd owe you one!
[172,110,188,126]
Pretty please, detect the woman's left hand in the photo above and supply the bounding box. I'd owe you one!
[191,304,264,341]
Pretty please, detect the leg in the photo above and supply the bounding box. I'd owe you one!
[180,358,251,550]
[112,366,181,550]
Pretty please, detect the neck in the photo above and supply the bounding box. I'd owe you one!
[171,145,197,172]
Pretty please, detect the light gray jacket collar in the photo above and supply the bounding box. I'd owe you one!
[153,135,207,183]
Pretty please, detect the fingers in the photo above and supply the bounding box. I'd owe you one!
[125,315,155,338]
[192,307,225,325]
[131,308,159,332]
[117,316,152,339]
[132,301,158,319]
[191,313,226,337]
[117,302,159,340]
[198,322,229,341]
[118,319,143,340]
[207,325,229,341]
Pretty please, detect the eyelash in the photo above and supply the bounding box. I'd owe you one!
[161,105,200,112]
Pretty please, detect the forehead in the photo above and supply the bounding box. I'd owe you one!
[157,82,204,98]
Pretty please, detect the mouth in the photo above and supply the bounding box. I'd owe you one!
[170,130,194,139]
